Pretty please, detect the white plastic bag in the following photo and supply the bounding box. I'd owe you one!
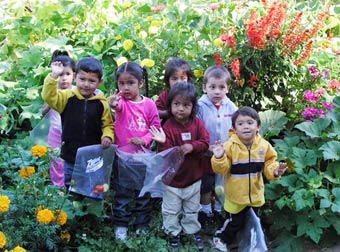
[29,113,51,146]
[69,144,115,200]
[237,208,268,252]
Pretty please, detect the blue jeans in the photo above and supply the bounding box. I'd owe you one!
[111,158,151,228]
[64,161,74,188]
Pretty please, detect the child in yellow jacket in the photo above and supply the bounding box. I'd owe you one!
[210,106,287,251]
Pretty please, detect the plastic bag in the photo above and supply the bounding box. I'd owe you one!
[237,208,268,252]
[29,113,51,146]
[214,174,225,204]
[69,144,115,200]
[139,146,184,197]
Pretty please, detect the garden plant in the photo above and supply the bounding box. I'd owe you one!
[0,0,339,251]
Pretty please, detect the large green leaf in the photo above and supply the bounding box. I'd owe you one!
[259,110,288,138]
[319,141,340,160]
[295,118,331,138]
[291,147,317,170]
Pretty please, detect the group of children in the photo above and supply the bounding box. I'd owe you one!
[42,50,287,252]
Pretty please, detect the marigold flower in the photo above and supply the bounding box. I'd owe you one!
[12,246,26,252]
[213,38,223,47]
[193,70,204,78]
[115,35,122,40]
[31,145,48,157]
[19,166,35,179]
[0,231,6,248]
[122,39,133,51]
[55,210,68,226]
[147,16,153,22]
[150,20,161,27]
[134,24,141,30]
[148,26,159,34]
[122,2,131,9]
[0,195,10,214]
[36,208,55,224]
[116,57,128,67]
[60,230,71,242]
[140,59,155,68]
[138,31,147,39]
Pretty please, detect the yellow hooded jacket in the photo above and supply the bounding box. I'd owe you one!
[211,133,279,212]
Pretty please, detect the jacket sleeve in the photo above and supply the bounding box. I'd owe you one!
[101,100,115,141]
[263,142,280,180]
[191,119,209,153]
[41,75,69,113]
[211,142,232,176]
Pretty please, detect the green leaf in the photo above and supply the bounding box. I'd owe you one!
[319,141,340,160]
[291,147,317,170]
[259,110,288,137]
[295,118,331,138]
[291,189,314,211]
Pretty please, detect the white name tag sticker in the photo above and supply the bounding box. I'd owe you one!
[181,132,191,141]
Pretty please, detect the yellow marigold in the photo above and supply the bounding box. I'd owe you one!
[0,195,10,214]
[122,39,133,51]
[150,20,161,27]
[140,59,155,68]
[147,16,153,21]
[31,145,48,158]
[55,210,67,226]
[19,166,35,179]
[148,26,159,34]
[36,208,55,224]
[138,30,147,39]
[193,69,204,78]
[12,246,26,252]
[0,231,6,248]
[122,2,131,9]
[116,57,128,67]
[115,35,122,40]
[213,38,224,47]
[135,24,141,30]
[60,230,71,242]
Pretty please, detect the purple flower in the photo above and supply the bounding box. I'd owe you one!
[303,90,319,103]
[302,106,319,118]
[321,69,329,79]
[321,101,333,110]
[308,65,319,80]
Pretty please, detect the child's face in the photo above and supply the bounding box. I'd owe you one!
[58,66,74,90]
[169,70,188,88]
[203,77,228,105]
[170,95,193,124]
[75,70,102,98]
[117,72,143,101]
[234,115,260,146]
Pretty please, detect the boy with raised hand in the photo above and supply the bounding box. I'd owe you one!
[42,57,114,188]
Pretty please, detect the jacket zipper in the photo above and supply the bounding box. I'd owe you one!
[247,145,252,204]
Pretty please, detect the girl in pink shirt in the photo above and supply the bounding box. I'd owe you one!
[109,62,161,240]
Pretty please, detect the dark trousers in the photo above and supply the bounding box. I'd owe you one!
[217,206,259,245]
[111,157,151,228]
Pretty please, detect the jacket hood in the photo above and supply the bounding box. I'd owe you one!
[198,94,233,107]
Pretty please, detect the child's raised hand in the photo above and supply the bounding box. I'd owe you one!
[149,126,166,143]
[180,143,193,155]
[274,162,288,177]
[109,89,121,108]
[210,140,224,159]
[101,136,112,149]
[50,61,64,79]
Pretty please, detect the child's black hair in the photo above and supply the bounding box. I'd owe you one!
[76,57,103,80]
[166,82,198,120]
[114,62,149,96]
[164,58,194,88]
[51,50,76,72]
[203,65,231,85]
[231,106,261,128]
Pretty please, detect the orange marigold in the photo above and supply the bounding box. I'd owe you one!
[31,145,48,158]
[0,231,6,248]
[12,246,26,252]
[19,166,35,179]
[60,230,71,242]
[0,195,10,214]
[55,210,68,226]
[36,208,55,224]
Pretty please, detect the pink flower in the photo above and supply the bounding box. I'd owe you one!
[151,4,165,12]
[219,33,235,48]
[321,101,333,110]
[327,79,340,92]
[315,88,326,96]
[303,90,319,103]
[208,3,220,11]
[302,106,319,118]
[308,65,319,80]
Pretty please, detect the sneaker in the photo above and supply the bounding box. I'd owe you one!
[199,211,215,235]
[213,237,229,252]
[114,226,127,241]
[169,235,180,250]
[192,233,204,251]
